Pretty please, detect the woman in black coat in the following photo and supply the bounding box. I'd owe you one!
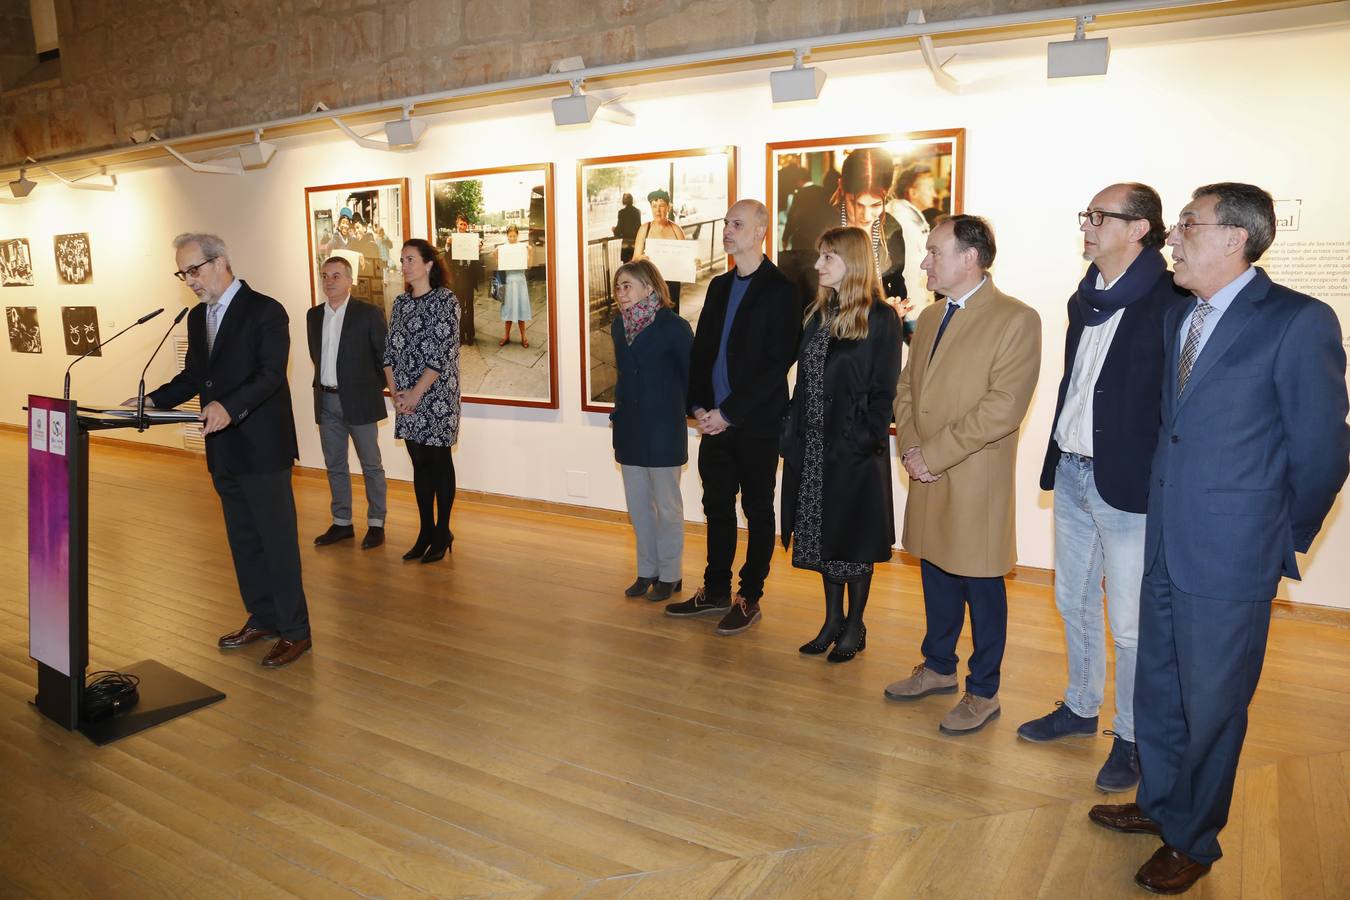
[781,226,902,662]
[610,259,695,602]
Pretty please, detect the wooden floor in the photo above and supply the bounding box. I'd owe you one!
[2,431,1348,899]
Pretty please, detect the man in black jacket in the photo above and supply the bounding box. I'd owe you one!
[1018,184,1185,787]
[145,233,312,668]
[666,199,800,635]
[307,256,390,550]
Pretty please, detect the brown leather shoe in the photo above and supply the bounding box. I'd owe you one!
[1135,845,1211,894]
[218,624,279,649]
[260,637,312,668]
[1089,802,1162,836]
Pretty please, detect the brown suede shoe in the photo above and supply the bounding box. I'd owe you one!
[884,663,959,700]
[261,638,312,668]
[1135,845,1210,894]
[939,691,1001,734]
[218,624,279,649]
[1088,802,1163,836]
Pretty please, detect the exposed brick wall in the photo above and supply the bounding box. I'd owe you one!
[2,0,1083,166]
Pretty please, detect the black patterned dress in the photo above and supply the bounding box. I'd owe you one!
[383,286,462,447]
[792,318,873,581]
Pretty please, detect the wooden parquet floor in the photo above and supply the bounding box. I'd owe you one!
[1,431,1348,899]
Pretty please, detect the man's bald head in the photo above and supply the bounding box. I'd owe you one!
[730,199,769,231]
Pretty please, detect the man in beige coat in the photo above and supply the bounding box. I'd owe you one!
[884,215,1041,734]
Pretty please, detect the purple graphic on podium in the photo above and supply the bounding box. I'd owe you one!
[29,395,72,675]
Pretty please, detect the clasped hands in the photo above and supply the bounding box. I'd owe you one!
[693,407,729,436]
[902,445,942,483]
[393,387,424,415]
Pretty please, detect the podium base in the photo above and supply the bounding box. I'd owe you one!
[76,660,225,746]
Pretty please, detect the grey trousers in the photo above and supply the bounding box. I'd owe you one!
[620,464,684,581]
[318,391,387,526]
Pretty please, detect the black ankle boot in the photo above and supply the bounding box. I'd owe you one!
[800,577,846,655]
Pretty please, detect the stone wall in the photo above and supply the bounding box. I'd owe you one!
[2,0,1082,167]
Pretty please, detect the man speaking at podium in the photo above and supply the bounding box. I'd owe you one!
[135,233,312,668]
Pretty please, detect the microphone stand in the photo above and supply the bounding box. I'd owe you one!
[137,307,189,432]
[63,307,164,400]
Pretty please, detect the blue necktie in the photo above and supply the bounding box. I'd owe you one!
[929,301,958,361]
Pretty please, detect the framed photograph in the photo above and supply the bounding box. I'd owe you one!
[1,238,35,286]
[304,178,409,320]
[576,146,736,411]
[767,130,965,319]
[54,233,93,285]
[61,307,100,356]
[427,163,558,409]
[6,306,41,352]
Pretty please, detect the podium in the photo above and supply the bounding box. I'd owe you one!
[27,395,225,745]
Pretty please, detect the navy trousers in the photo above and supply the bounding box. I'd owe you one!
[1133,544,1271,864]
[919,559,1008,697]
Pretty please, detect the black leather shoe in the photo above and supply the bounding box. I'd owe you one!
[827,624,867,663]
[647,579,682,601]
[314,523,355,545]
[361,526,385,549]
[422,536,449,563]
[403,534,431,560]
[625,576,656,597]
[799,624,843,655]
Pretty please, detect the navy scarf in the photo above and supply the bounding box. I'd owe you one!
[1073,247,1166,326]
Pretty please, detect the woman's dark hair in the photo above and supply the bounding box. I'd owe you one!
[834,147,895,204]
[402,238,450,290]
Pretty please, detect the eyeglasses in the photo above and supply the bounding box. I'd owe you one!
[1078,210,1143,227]
[173,257,217,281]
[1169,222,1238,235]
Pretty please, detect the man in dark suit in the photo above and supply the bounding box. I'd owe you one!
[1090,184,1349,894]
[665,199,800,635]
[144,233,312,668]
[307,256,390,550]
[1019,183,1185,792]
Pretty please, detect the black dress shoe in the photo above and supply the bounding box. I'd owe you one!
[422,537,449,563]
[799,624,843,655]
[361,526,385,549]
[403,534,431,560]
[314,523,355,545]
[625,576,657,597]
[647,579,682,602]
[827,624,866,663]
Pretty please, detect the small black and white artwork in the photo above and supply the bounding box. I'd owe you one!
[54,233,93,285]
[6,306,42,353]
[1,238,35,286]
[61,306,100,356]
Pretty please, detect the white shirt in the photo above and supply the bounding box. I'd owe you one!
[321,296,349,388]
[1179,265,1255,360]
[1054,269,1126,457]
[946,276,987,310]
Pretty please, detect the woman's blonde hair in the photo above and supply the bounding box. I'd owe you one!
[804,226,881,340]
[614,259,674,308]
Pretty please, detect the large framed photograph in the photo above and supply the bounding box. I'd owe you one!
[427,163,558,409]
[767,130,965,319]
[304,178,409,320]
[577,146,736,411]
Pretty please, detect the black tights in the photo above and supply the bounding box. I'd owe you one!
[405,440,455,543]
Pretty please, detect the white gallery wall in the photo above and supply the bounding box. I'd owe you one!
[2,5,1348,608]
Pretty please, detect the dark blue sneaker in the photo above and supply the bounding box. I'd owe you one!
[1016,700,1098,742]
[1095,732,1140,792]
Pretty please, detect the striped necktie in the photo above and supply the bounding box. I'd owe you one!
[1177,300,1213,395]
[206,302,220,356]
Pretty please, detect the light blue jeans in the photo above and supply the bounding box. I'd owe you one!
[1053,453,1144,741]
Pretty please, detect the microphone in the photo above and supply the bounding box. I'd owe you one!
[63,307,164,399]
[137,307,189,431]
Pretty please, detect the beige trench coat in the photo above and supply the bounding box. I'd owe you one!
[893,278,1041,577]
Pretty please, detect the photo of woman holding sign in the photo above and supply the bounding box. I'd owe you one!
[498,225,533,347]
[633,189,688,311]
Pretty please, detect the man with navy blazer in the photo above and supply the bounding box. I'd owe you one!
[665,199,800,635]
[1090,184,1349,894]
[307,256,390,550]
[144,233,312,669]
[1019,183,1185,792]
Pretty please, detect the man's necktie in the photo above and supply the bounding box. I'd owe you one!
[1177,300,1213,395]
[929,301,959,362]
[206,303,220,357]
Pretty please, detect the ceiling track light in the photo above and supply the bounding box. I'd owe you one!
[164,143,244,175]
[331,104,426,150]
[907,10,960,94]
[8,167,36,198]
[1048,15,1110,78]
[238,130,277,168]
[551,79,635,127]
[770,48,827,104]
[39,163,117,191]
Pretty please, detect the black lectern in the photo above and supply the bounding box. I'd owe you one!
[27,395,225,745]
